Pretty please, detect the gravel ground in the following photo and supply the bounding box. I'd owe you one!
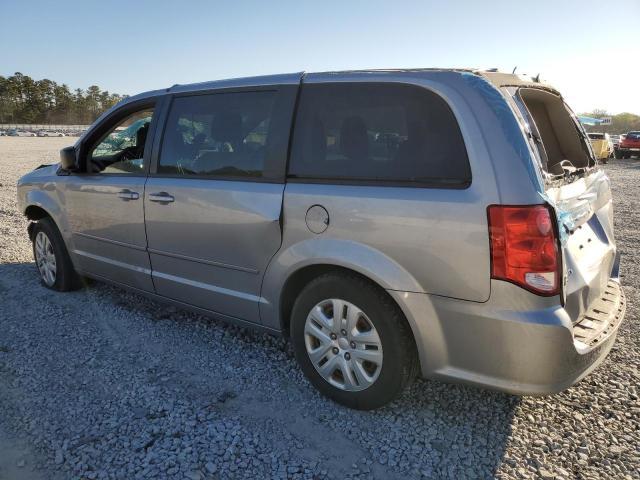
[0,137,638,480]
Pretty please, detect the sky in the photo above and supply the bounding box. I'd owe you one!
[1,0,639,114]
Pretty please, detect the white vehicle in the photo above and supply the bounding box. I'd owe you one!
[38,131,67,137]
[609,134,622,148]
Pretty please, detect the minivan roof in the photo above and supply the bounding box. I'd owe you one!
[121,69,559,104]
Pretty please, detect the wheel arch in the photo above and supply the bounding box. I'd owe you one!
[279,264,373,335]
[261,238,425,326]
[260,237,430,370]
[21,190,70,241]
[24,204,54,241]
[25,204,52,221]
[278,262,421,366]
[22,190,62,220]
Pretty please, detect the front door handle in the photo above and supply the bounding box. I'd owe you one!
[117,189,139,201]
[148,192,175,203]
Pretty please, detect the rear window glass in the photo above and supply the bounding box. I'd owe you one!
[626,132,640,140]
[288,83,470,186]
[158,91,276,178]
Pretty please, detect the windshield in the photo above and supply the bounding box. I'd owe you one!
[626,132,640,140]
[98,118,149,152]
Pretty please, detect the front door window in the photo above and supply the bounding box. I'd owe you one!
[89,109,154,174]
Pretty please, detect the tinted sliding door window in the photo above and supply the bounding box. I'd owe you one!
[289,83,470,186]
[158,91,276,178]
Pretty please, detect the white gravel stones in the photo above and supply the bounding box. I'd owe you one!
[0,137,638,479]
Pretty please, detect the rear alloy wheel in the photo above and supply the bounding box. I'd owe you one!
[291,272,417,410]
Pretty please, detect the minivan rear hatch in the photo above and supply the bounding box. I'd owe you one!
[507,85,618,330]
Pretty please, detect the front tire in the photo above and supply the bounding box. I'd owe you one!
[290,272,418,410]
[32,217,82,291]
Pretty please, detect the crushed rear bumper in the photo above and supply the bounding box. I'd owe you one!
[573,280,625,352]
[391,278,626,395]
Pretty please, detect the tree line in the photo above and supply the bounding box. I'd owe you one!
[2,72,639,133]
[0,72,127,124]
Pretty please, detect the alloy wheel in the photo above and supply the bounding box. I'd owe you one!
[35,231,57,287]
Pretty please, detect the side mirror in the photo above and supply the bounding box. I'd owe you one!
[60,146,77,170]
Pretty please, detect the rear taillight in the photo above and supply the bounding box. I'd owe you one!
[487,205,561,296]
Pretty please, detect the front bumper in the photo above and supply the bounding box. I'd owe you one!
[390,278,626,395]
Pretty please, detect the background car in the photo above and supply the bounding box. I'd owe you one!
[587,132,612,162]
[616,131,640,159]
[606,134,614,157]
[610,134,622,148]
[11,130,37,137]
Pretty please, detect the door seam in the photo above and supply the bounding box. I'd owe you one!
[142,176,157,292]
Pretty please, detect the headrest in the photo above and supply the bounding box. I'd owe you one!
[136,122,150,148]
[340,116,368,161]
[212,111,242,148]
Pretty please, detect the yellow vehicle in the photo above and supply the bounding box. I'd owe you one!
[588,132,613,162]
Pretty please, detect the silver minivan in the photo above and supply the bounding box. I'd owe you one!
[17,69,626,409]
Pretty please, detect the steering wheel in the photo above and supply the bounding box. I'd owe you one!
[119,146,141,162]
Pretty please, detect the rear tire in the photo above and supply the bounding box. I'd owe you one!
[31,217,83,291]
[290,272,418,410]
[614,149,623,159]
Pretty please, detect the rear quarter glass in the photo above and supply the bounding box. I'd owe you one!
[288,82,471,186]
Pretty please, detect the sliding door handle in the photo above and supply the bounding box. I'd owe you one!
[117,189,139,200]
[148,192,175,203]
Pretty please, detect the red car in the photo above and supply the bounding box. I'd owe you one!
[615,131,640,158]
